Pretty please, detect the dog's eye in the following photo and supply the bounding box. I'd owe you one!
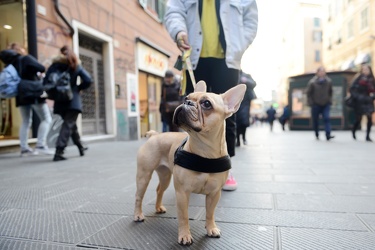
[201,100,212,109]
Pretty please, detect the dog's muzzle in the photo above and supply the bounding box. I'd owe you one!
[173,101,200,131]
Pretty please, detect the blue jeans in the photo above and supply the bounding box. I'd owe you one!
[19,103,52,150]
[311,104,331,138]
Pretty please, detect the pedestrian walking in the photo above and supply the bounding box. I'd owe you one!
[279,105,290,131]
[159,70,182,132]
[164,0,258,191]
[349,64,375,142]
[44,46,92,161]
[306,66,335,141]
[0,43,53,156]
[266,105,276,131]
[236,72,256,146]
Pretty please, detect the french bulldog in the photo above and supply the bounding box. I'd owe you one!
[134,81,246,245]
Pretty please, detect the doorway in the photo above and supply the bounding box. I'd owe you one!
[138,72,162,137]
[79,34,106,135]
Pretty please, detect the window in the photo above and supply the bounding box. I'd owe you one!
[347,19,354,38]
[313,17,320,28]
[313,31,322,42]
[336,30,342,44]
[360,7,369,30]
[328,38,332,50]
[327,4,332,21]
[315,50,321,62]
[139,0,167,22]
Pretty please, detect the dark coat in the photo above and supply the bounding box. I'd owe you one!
[350,74,375,115]
[266,107,276,122]
[0,49,46,106]
[306,75,333,106]
[160,79,182,116]
[43,56,92,115]
[236,74,256,127]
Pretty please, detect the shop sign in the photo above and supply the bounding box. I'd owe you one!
[137,42,168,77]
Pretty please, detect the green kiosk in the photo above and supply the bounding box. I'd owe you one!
[288,71,357,131]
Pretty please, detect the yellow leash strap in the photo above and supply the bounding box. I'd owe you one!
[180,49,196,96]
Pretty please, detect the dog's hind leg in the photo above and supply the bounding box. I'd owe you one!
[134,168,153,222]
[155,166,172,214]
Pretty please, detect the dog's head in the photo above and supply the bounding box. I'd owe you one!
[173,81,246,133]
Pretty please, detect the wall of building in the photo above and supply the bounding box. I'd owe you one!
[323,0,375,71]
[34,0,181,140]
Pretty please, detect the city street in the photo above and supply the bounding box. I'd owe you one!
[1,124,375,249]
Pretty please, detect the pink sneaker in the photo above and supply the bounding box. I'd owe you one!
[222,171,237,191]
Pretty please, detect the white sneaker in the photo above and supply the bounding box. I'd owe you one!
[20,148,38,157]
[222,171,238,191]
[34,146,54,155]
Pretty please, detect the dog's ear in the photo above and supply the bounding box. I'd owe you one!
[194,81,207,93]
[221,84,247,117]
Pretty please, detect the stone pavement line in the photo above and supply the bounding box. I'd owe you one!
[1,125,375,249]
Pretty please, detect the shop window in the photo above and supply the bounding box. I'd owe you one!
[139,0,167,23]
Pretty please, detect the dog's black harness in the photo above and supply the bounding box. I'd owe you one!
[174,137,231,173]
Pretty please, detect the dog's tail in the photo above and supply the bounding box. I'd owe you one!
[145,130,159,138]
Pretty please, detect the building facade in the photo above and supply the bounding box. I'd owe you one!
[0,0,180,149]
[278,0,323,106]
[322,0,375,71]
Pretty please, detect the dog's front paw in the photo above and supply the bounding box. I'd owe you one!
[206,226,221,238]
[155,205,167,214]
[134,212,145,222]
[178,233,194,246]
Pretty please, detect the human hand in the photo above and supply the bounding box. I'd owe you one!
[176,31,190,51]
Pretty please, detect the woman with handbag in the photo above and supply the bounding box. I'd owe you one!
[0,43,52,156]
[349,64,375,141]
[44,46,92,161]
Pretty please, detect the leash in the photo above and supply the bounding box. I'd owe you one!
[175,48,196,96]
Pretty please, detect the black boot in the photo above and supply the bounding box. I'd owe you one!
[53,147,67,161]
[366,119,372,142]
[352,129,356,140]
[71,132,88,156]
[78,145,88,156]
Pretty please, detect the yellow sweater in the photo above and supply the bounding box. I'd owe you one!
[200,0,224,58]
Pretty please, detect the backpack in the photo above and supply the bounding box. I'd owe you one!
[44,69,73,102]
[0,63,21,98]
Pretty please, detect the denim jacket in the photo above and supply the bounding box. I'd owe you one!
[164,0,258,70]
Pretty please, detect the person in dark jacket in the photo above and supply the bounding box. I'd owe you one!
[266,105,277,131]
[349,64,375,141]
[306,66,335,141]
[0,43,52,156]
[44,46,92,161]
[279,105,290,131]
[236,72,256,146]
[159,70,181,132]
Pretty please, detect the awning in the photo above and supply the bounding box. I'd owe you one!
[341,59,355,70]
[354,53,371,65]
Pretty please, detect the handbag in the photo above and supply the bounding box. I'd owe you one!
[16,56,44,99]
[44,69,73,102]
[17,79,44,99]
[345,95,355,108]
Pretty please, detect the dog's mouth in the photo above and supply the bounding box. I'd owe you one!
[173,104,201,132]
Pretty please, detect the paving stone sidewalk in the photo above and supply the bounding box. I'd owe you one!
[1,125,375,250]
